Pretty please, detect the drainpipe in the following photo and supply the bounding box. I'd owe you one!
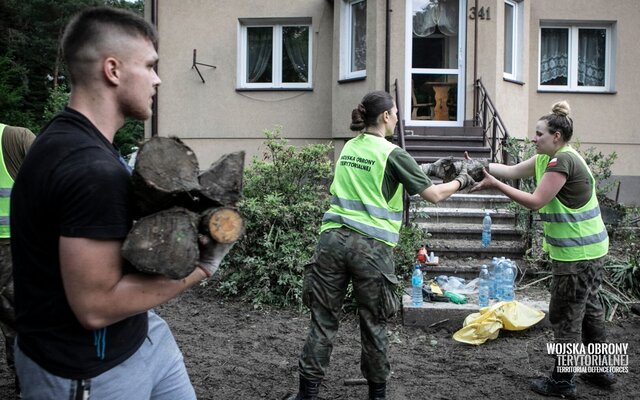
[472,0,478,124]
[151,0,158,137]
[385,0,390,92]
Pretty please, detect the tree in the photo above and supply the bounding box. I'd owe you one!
[0,0,145,142]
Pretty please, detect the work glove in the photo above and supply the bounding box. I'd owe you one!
[196,235,235,278]
[453,160,475,191]
[422,156,454,178]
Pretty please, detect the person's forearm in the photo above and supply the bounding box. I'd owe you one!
[420,180,461,204]
[493,179,543,211]
[488,163,514,180]
[78,268,207,330]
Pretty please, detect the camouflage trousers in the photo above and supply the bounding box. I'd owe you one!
[298,227,399,384]
[549,256,607,346]
[0,243,16,374]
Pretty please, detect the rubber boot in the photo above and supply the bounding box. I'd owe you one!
[580,371,617,387]
[530,356,576,399]
[288,375,321,400]
[368,382,386,400]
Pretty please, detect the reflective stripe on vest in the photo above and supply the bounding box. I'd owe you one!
[0,123,13,238]
[535,146,608,261]
[321,133,404,247]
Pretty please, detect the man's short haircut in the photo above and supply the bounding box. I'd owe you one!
[62,6,158,85]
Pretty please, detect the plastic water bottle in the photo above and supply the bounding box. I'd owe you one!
[494,257,505,300]
[482,211,492,247]
[489,257,498,299]
[478,265,490,308]
[501,259,515,301]
[411,263,423,307]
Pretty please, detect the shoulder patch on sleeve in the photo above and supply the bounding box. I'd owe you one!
[547,157,558,167]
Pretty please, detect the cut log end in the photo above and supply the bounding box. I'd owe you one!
[201,207,245,244]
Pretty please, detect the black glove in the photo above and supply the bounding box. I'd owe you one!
[453,160,475,190]
[423,156,454,178]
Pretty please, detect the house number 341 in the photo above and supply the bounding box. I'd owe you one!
[469,6,491,20]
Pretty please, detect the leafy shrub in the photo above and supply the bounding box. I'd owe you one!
[217,127,333,309]
[573,141,618,200]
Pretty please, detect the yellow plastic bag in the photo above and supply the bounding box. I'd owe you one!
[453,301,545,345]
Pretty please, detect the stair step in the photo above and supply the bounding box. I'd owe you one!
[403,134,484,142]
[403,126,483,136]
[424,222,524,240]
[413,207,516,224]
[426,238,527,259]
[413,193,513,209]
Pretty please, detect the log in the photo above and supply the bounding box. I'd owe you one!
[198,151,245,207]
[122,207,245,279]
[131,137,211,216]
[422,158,488,183]
[122,207,200,279]
[199,207,245,244]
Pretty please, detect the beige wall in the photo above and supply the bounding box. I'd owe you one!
[527,0,640,176]
[149,0,334,166]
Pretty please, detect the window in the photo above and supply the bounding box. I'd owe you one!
[539,24,612,91]
[340,0,367,80]
[238,19,312,89]
[503,0,523,81]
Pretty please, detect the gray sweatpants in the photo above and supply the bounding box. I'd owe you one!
[15,311,196,400]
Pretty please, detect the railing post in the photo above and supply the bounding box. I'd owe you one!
[482,93,488,144]
[491,116,498,162]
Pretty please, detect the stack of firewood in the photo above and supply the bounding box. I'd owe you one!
[121,137,245,279]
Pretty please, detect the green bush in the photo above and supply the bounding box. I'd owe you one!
[217,127,333,309]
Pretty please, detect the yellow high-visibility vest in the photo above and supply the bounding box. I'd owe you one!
[535,146,608,261]
[321,133,403,247]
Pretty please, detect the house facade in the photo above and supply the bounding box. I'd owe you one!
[145,0,640,205]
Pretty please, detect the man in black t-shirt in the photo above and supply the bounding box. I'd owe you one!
[10,7,224,399]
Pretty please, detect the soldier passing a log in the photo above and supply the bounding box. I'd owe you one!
[287,91,474,400]
[8,7,241,399]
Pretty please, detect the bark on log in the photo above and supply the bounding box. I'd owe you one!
[198,151,245,207]
[122,207,245,279]
[199,207,245,244]
[422,158,488,183]
[122,207,200,279]
[131,137,209,217]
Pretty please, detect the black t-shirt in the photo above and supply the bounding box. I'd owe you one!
[10,107,147,379]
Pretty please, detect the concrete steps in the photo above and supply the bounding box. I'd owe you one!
[409,193,528,263]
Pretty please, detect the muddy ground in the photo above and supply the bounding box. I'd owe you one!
[0,281,637,400]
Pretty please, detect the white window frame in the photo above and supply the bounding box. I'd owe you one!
[340,0,367,80]
[503,0,523,81]
[538,23,613,92]
[238,18,313,89]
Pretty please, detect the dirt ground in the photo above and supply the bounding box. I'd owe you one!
[0,282,637,400]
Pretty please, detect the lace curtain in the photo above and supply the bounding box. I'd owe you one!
[577,29,606,87]
[540,29,568,85]
[283,27,309,83]
[540,28,606,87]
[413,0,458,37]
[247,27,272,83]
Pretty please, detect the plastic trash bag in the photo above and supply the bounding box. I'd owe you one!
[453,301,546,345]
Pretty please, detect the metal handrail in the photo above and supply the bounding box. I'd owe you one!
[394,79,411,226]
[474,78,511,164]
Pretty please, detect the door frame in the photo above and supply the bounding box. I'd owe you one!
[404,0,467,127]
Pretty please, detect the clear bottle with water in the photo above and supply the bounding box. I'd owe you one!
[478,265,490,308]
[411,263,423,307]
[501,259,515,301]
[494,257,506,300]
[489,257,498,299]
[482,211,492,247]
